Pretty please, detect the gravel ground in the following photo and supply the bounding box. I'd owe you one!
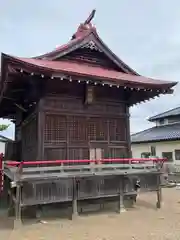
[1,188,180,240]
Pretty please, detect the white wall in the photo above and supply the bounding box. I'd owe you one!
[131,140,180,164]
[0,141,6,154]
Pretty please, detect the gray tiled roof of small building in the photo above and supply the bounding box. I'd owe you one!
[131,123,180,143]
[0,135,12,142]
[148,106,180,121]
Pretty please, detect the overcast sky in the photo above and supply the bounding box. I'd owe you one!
[0,0,180,138]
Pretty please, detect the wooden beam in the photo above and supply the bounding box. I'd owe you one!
[14,103,27,112]
[3,97,27,112]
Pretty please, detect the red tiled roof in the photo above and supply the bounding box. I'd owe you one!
[35,23,97,60]
[35,34,89,59]
[8,55,176,88]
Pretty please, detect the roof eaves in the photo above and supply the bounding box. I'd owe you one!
[3,55,177,91]
[131,137,180,144]
[148,106,180,122]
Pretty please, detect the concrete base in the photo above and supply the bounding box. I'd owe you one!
[156,201,164,209]
[119,207,126,213]
[13,219,22,229]
[71,212,79,220]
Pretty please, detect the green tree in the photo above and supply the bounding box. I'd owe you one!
[0,124,9,132]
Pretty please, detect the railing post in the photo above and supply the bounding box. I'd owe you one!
[72,177,78,219]
[129,159,132,169]
[118,176,126,213]
[14,161,23,228]
[60,162,64,173]
[156,171,163,209]
[156,186,162,209]
[97,159,102,172]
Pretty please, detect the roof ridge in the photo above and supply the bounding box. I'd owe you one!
[148,105,180,121]
[34,10,97,60]
[34,34,87,59]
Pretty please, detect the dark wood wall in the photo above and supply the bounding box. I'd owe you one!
[21,115,38,161]
[5,108,38,161]
[8,79,131,161]
[37,80,131,161]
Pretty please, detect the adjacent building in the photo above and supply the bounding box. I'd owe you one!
[0,135,12,154]
[131,107,180,164]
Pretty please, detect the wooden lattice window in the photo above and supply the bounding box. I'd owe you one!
[109,118,126,141]
[88,118,108,141]
[68,116,87,142]
[45,115,66,143]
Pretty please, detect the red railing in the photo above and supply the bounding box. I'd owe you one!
[4,158,166,167]
[0,155,166,193]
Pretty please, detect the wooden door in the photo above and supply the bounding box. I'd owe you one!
[90,148,103,160]
[89,148,103,167]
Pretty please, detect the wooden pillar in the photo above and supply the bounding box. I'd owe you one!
[14,184,22,228]
[14,162,23,227]
[118,176,126,213]
[15,110,23,142]
[126,106,132,158]
[72,178,78,219]
[156,188,162,209]
[37,99,45,160]
[156,174,163,209]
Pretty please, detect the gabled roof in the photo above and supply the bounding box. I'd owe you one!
[148,106,180,122]
[131,123,180,144]
[34,23,138,75]
[34,10,138,75]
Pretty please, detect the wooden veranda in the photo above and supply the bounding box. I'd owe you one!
[0,157,165,224]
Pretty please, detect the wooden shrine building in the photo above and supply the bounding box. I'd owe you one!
[0,10,178,223]
[0,10,177,162]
